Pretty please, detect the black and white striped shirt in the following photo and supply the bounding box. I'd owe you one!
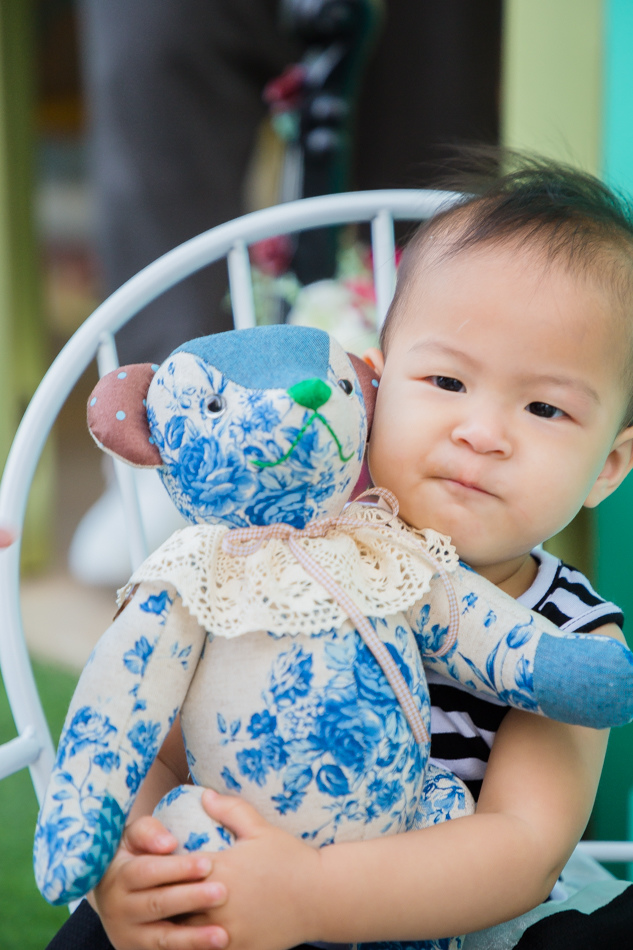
[428,548,624,800]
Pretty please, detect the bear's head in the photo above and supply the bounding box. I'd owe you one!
[87,325,379,529]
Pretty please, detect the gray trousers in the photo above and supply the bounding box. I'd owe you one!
[79,0,501,364]
[79,0,302,363]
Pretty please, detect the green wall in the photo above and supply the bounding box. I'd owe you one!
[501,0,602,173]
[594,0,633,853]
[0,2,53,569]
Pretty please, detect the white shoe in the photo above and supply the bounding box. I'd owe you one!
[69,468,186,587]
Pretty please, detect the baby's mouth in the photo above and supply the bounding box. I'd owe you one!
[438,474,495,497]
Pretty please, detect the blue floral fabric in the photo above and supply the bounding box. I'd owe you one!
[147,335,366,529]
[35,575,480,907]
[34,583,207,904]
[179,618,435,846]
[408,597,543,715]
[407,579,633,729]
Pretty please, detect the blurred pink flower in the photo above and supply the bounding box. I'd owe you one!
[0,527,16,548]
[263,64,307,113]
[250,235,295,277]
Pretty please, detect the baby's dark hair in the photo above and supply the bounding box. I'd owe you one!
[382,152,633,426]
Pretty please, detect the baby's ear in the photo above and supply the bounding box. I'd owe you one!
[87,364,163,467]
[347,353,380,436]
[584,425,633,508]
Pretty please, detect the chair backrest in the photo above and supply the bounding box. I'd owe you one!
[0,188,458,801]
[1,187,630,868]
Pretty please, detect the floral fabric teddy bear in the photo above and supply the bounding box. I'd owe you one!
[34,326,633,950]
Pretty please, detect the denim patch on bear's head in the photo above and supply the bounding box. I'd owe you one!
[173,326,331,390]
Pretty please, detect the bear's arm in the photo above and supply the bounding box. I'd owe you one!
[406,566,633,728]
[34,581,207,905]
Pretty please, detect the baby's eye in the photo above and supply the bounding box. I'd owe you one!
[526,401,565,419]
[428,376,465,393]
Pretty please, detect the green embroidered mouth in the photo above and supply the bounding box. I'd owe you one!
[252,378,354,469]
[252,411,354,469]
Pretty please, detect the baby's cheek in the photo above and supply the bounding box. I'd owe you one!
[366,443,393,491]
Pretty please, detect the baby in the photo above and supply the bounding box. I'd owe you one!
[49,158,633,950]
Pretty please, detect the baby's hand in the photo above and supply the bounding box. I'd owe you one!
[184,790,322,950]
[93,814,229,950]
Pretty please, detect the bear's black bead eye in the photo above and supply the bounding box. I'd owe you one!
[338,378,353,395]
[206,394,225,414]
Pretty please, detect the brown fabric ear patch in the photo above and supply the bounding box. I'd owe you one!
[87,363,163,467]
[347,354,380,435]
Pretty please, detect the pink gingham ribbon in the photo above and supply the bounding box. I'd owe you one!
[221,488,460,748]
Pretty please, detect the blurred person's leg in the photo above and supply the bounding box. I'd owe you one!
[79,0,302,365]
[72,0,302,587]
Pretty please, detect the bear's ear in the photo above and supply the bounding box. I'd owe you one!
[87,364,163,467]
[347,354,380,436]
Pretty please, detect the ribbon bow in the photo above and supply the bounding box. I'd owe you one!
[221,488,459,747]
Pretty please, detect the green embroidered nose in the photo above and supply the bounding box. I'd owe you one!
[288,378,332,410]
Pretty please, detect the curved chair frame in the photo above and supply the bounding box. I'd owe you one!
[0,188,629,865]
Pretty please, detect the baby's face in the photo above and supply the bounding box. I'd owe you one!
[368,244,633,584]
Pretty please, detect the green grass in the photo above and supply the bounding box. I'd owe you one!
[0,658,78,949]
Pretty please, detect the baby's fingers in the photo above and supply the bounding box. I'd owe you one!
[130,876,228,923]
[122,852,216,893]
[105,918,228,950]
[139,921,228,950]
[124,814,178,855]
[202,789,269,841]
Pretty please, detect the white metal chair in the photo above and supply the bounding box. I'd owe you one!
[0,188,631,872]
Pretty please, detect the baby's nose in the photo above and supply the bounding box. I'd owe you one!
[451,411,512,456]
[288,378,331,410]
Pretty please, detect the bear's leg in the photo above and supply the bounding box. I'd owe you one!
[154,785,235,854]
[412,762,475,828]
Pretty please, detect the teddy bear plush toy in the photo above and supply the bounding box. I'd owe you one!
[35,325,633,941]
